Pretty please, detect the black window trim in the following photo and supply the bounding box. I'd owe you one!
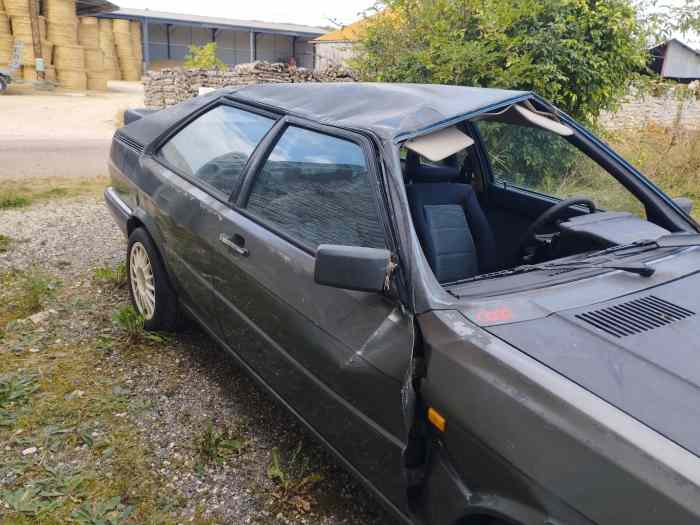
[233,115,391,257]
[152,99,281,206]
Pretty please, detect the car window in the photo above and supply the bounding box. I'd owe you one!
[159,105,275,196]
[477,121,644,216]
[246,126,386,250]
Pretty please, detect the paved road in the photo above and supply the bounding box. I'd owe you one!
[0,81,142,179]
[0,139,111,178]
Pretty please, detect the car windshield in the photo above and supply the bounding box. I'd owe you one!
[475,118,644,216]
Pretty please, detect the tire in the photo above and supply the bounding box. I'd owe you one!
[126,227,180,331]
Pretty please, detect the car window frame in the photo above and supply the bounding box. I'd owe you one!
[235,115,391,257]
[152,99,281,205]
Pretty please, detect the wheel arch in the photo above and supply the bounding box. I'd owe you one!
[125,209,179,297]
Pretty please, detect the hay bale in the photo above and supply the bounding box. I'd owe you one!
[4,0,28,18]
[38,15,46,39]
[45,65,56,81]
[22,63,36,79]
[130,20,141,59]
[13,37,51,65]
[45,0,76,23]
[112,18,130,34]
[120,58,141,81]
[84,46,102,70]
[87,70,108,90]
[47,20,77,45]
[54,43,84,69]
[56,67,85,89]
[0,33,11,63]
[0,11,11,36]
[9,15,32,39]
[77,17,98,47]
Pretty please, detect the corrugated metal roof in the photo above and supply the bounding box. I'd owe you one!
[97,8,328,37]
[76,0,118,16]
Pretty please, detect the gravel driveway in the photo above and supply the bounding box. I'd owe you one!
[0,196,393,524]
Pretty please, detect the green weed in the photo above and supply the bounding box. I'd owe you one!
[0,234,12,252]
[112,305,144,342]
[267,442,323,500]
[93,263,127,289]
[195,422,245,465]
[0,194,31,210]
[70,496,133,525]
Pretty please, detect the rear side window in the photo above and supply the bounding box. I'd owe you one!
[246,126,385,249]
[159,105,275,196]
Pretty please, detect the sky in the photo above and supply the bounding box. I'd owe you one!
[115,0,377,29]
[117,0,698,47]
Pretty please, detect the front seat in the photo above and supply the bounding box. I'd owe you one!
[406,158,497,283]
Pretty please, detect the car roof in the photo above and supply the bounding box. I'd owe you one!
[230,82,530,141]
[119,83,531,148]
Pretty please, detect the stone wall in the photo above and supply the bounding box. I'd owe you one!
[143,61,357,108]
[601,83,700,130]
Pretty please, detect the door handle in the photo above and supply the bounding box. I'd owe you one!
[219,234,249,257]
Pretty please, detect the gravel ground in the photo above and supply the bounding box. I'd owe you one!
[0,197,394,524]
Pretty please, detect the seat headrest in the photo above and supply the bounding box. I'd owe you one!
[405,151,461,183]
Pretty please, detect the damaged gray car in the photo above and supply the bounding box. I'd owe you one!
[105,83,700,525]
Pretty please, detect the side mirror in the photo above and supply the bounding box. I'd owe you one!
[674,197,693,215]
[314,244,394,293]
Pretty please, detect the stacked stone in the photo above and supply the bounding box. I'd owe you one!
[143,68,195,108]
[143,62,360,109]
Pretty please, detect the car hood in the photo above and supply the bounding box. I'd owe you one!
[461,248,700,457]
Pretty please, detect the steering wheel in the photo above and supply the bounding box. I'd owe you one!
[518,197,597,256]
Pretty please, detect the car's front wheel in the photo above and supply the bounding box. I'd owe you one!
[126,227,179,331]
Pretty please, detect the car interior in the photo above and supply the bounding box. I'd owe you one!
[400,103,671,287]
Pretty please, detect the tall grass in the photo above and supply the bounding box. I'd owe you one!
[606,125,700,220]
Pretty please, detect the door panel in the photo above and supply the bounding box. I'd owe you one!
[139,157,224,328]
[210,207,413,509]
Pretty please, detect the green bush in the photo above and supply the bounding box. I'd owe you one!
[353,0,648,123]
[184,43,226,70]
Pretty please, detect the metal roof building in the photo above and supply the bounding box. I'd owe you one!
[649,39,700,82]
[96,8,328,70]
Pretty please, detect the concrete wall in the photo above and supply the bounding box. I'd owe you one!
[600,85,700,130]
[314,42,355,69]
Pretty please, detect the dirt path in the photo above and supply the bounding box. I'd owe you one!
[0,82,143,179]
[0,196,393,524]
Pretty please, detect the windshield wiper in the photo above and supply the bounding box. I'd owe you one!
[584,233,700,259]
[447,258,655,286]
[529,260,655,277]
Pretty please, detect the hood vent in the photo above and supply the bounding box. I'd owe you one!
[575,295,694,338]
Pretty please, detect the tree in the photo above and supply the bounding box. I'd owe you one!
[352,0,649,122]
[184,43,226,70]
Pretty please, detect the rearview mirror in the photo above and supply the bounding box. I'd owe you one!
[314,245,394,293]
[674,197,693,215]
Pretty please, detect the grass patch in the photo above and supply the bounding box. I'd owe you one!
[0,327,186,524]
[0,234,12,253]
[195,422,245,466]
[0,270,56,335]
[0,176,108,210]
[267,443,323,513]
[0,195,31,210]
[93,263,127,289]
[605,125,700,220]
